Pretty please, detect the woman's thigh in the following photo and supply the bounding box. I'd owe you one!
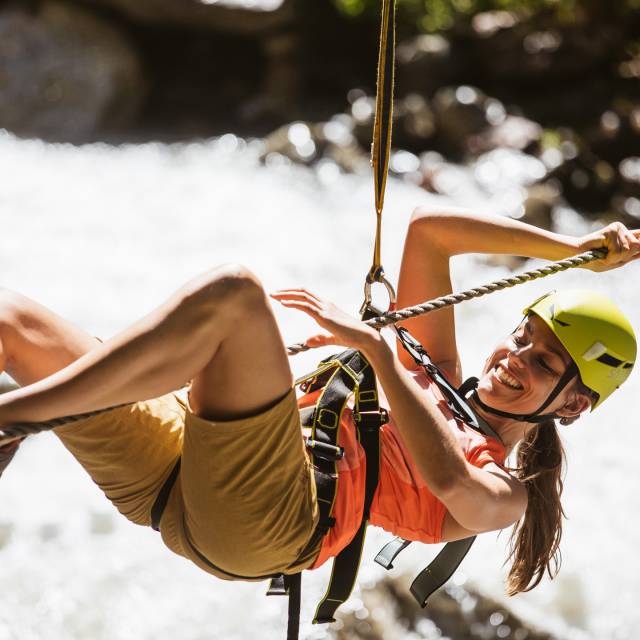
[188,278,295,421]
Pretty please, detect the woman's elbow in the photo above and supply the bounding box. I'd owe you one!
[437,475,527,533]
[407,208,454,255]
[410,206,441,226]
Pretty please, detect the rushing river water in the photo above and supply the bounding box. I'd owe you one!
[0,130,638,640]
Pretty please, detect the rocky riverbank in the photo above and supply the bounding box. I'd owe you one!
[1,1,637,231]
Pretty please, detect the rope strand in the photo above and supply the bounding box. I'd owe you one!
[0,249,606,439]
[287,249,606,355]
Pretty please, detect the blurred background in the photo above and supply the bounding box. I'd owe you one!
[1,1,639,639]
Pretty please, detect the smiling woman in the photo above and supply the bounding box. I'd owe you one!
[397,208,638,594]
[464,289,635,593]
[0,208,637,638]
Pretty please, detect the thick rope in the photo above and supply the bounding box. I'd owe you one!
[287,248,607,355]
[0,403,133,440]
[0,248,605,440]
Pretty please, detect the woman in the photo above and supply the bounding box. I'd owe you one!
[0,209,638,594]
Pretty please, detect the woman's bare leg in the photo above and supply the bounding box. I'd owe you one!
[0,264,293,427]
[0,290,102,388]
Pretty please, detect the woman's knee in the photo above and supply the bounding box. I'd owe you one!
[0,288,27,352]
[181,264,267,315]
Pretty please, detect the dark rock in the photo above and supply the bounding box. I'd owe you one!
[0,1,145,141]
[237,30,305,126]
[471,10,519,38]
[457,13,627,127]
[261,121,318,166]
[392,93,437,152]
[260,116,368,172]
[546,149,618,216]
[586,105,640,167]
[396,34,464,98]
[522,182,559,232]
[468,17,621,85]
[431,85,491,158]
[612,156,640,226]
[348,91,375,150]
[618,156,640,197]
[337,572,557,640]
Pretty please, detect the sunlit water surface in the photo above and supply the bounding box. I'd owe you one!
[0,131,638,640]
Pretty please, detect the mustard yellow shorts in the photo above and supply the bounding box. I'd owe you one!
[55,388,320,579]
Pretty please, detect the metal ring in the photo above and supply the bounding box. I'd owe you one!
[360,274,397,317]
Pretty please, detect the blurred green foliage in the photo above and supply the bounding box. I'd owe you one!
[332,0,640,31]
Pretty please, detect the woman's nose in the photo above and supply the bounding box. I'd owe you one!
[507,348,527,370]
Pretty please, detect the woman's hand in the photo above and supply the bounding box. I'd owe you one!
[270,289,380,352]
[577,222,640,272]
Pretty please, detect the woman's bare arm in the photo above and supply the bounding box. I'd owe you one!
[396,208,640,379]
[362,334,527,533]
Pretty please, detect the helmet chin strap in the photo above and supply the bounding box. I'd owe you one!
[460,362,578,424]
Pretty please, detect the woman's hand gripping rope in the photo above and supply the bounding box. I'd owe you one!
[578,222,640,272]
[270,289,381,353]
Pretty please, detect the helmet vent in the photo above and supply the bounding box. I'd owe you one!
[583,342,607,361]
[597,353,626,368]
[549,303,570,326]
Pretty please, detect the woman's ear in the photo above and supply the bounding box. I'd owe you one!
[557,391,592,425]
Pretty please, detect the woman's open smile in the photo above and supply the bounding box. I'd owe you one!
[493,363,524,390]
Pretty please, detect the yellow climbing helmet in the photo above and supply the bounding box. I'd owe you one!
[524,289,636,409]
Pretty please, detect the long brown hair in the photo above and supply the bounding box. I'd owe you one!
[504,379,596,595]
[505,418,565,594]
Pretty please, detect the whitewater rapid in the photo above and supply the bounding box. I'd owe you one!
[0,131,638,640]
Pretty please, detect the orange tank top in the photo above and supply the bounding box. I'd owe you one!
[299,368,507,570]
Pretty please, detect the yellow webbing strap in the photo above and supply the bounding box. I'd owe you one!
[368,0,396,286]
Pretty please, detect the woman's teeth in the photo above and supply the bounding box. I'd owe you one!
[495,365,523,390]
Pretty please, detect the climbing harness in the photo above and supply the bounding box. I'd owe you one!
[268,337,387,637]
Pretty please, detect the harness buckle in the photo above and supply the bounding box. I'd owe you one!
[353,408,389,430]
[305,438,344,462]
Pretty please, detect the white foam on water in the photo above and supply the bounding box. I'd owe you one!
[0,131,638,639]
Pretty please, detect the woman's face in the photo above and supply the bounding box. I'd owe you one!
[476,313,576,416]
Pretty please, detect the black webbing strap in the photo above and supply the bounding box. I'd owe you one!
[409,537,476,606]
[374,536,411,569]
[285,574,302,640]
[313,351,385,624]
[266,574,302,640]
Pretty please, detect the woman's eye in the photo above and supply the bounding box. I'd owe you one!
[538,358,559,375]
